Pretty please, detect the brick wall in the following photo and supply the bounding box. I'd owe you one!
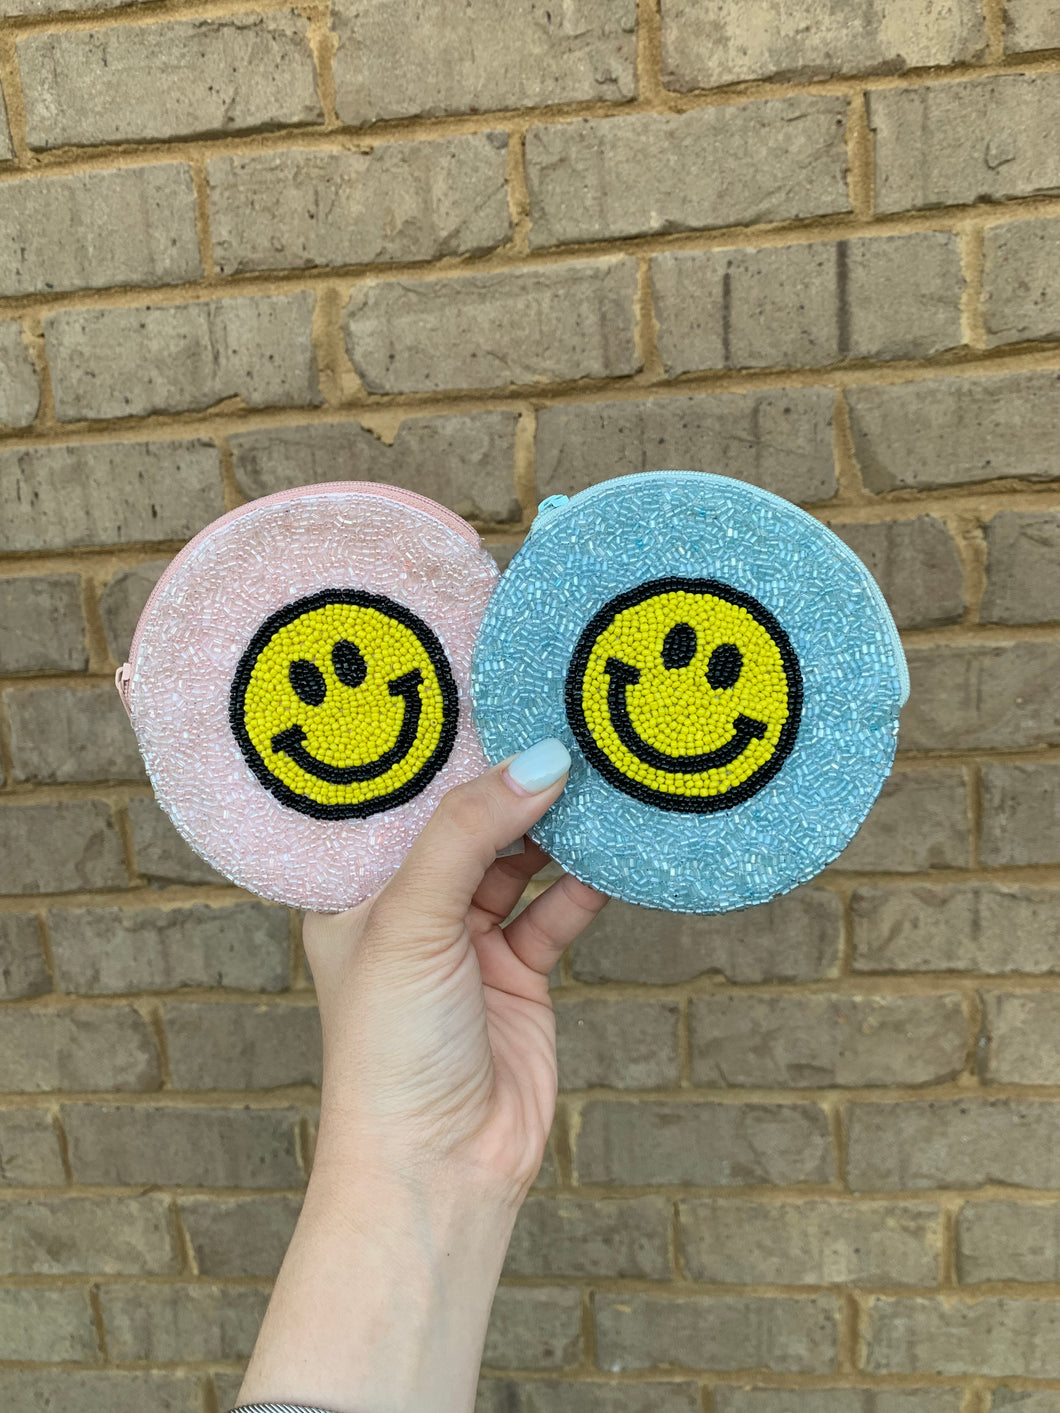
[1,0,1059,1408]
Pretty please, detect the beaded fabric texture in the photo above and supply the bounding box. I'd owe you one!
[128,490,498,912]
[471,471,908,914]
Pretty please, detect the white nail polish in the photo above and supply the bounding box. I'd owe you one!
[505,738,571,793]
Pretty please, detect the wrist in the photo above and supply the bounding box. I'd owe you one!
[238,1149,519,1413]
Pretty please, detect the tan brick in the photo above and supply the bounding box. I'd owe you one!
[980,764,1060,866]
[527,99,849,246]
[210,134,509,275]
[483,1286,582,1371]
[0,575,88,674]
[981,992,1060,1084]
[864,1296,1060,1376]
[715,1392,962,1413]
[679,1199,941,1286]
[849,371,1060,492]
[870,75,1060,213]
[331,0,635,124]
[852,885,1060,974]
[536,390,837,506]
[0,1288,98,1362]
[690,993,967,1088]
[5,685,146,783]
[46,293,320,422]
[555,998,679,1089]
[164,1002,320,1089]
[572,889,840,985]
[902,643,1060,751]
[99,561,169,664]
[958,1201,1060,1283]
[0,320,40,428]
[654,234,962,376]
[19,13,322,150]
[0,1372,203,1413]
[212,1374,246,1412]
[0,913,49,1000]
[47,902,291,994]
[661,0,985,90]
[63,1103,303,1187]
[0,1004,160,1092]
[0,801,127,894]
[594,1291,839,1373]
[178,1195,301,1277]
[1005,0,1060,52]
[990,1391,1060,1412]
[127,797,226,886]
[478,1383,702,1413]
[0,1110,65,1186]
[847,1100,1060,1191]
[231,412,520,524]
[829,517,965,630]
[982,511,1060,625]
[0,1195,178,1274]
[343,258,639,394]
[0,440,223,553]
[100,1283,268,1361]
[0,166,201,298]
[504,1196,671,1278]
[830,771,971,873]
[984,217,1060,347]
[575,1101,833,1186]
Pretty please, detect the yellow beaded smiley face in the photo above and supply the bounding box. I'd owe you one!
[565,578,801,814]
[230,590,458,820]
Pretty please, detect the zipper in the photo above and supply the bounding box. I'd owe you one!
[115,481,481,718]
[527,470,909,707]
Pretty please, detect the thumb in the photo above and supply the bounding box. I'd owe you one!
[374,737,571,935]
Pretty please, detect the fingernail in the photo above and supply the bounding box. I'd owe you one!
[504,738,571,794]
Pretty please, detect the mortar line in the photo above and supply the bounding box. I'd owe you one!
[189,158,217,281]
[506,125,532,257]
[845,92,874,219]
[635,0,664,103]
[960,225,988,349]
[87,1282,110,1363]
[0,31,29,163]
[983,0,1007,62]
[513,403,538,521]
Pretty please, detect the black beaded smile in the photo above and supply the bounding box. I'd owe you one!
[604,653,768,772]
[565,577,802,815]
[230,589,458,821]
[270,667,425,784]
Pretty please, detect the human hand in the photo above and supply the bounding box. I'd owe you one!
[303,736,608,1203]
[237,740,609,1413]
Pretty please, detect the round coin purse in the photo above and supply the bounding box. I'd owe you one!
[471,470,908,913]
[116,482,499,912]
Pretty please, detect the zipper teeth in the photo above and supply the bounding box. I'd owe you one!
[124,481,479,673]
[534,468,909,702]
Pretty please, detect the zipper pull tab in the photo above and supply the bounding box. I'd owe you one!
[115,662,133,720]
[529,494,570,536]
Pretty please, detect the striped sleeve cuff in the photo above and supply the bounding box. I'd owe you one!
[230,1405,344,1412]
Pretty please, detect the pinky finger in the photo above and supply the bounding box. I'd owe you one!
[503,872,609,977]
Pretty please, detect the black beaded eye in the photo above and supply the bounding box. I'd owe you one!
[661,622,697,670]
[289,659,327,707]
[332,639,368,690]
[707,643,743,691]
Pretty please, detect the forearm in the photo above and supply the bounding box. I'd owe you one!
[236,1154,517,1413]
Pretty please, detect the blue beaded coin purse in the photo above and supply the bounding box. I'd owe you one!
[471,471,908,913]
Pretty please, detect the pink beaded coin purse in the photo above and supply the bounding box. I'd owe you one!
[116,482,499,912]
